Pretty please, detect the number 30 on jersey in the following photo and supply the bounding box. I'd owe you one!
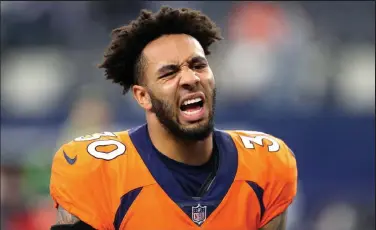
[74,132,126,160]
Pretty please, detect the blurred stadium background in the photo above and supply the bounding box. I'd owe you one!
[0,1,374,229]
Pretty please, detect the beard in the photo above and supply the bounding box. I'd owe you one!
[148,88,216,141]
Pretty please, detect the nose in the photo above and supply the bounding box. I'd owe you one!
[179,67,200,90]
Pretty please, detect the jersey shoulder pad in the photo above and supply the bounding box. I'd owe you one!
[227,130,298,227]
[51,131,127,178]
[50,131,128,228]
[69,131,127,161]
[227,130,297,179]
[228,130,288,152]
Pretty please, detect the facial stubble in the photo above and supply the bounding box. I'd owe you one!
[148,88,216,141]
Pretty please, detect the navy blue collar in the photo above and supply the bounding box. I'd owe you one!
[129,124,238,204]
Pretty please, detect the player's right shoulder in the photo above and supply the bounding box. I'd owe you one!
[50,131,130,228]
[51,131,129,182]
[54,131,128,167]
[60,132,126,163]
[51,131,131,193]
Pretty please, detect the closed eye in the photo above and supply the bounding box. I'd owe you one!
[192,64,207,70]
[160,70,178,78]
[189,56,208,70]
[157,64,180,79]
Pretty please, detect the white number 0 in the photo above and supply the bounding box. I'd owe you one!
[238,131,280,152]
[74,132,126,160]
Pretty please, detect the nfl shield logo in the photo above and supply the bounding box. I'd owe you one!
[192,204,207,225]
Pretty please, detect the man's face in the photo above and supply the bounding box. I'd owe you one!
[141,34,216,141]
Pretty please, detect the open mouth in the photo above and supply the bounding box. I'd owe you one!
[180,97,204,115]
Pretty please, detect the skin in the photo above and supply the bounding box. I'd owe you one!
[54,35,289,230]
[259,212,287,230]
[55,206,79,224]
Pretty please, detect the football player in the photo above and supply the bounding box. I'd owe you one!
[50,6,297,230]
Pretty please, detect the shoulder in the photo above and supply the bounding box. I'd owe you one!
[226,129,297,179]
[225,130,297,227]
[50,131,129,228]
[50,131,130,192]
[65,131,128,160]
[226,129,294,154]
[52,131,128,169]
[50,130,134,180]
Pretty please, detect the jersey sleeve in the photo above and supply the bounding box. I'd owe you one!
[259,139,297,228]
[50,137,120,229]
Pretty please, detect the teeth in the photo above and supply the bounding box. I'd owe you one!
[183,97,202,105]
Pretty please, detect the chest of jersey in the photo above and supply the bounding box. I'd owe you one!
[113,126,265,230]
[116,181,261,230]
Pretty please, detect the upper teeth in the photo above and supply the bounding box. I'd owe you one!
[183,97,202,105]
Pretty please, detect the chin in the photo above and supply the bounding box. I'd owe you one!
[180,117,208,128]
[176,119,214,141]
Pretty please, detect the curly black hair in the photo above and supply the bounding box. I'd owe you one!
[98,6,223,94]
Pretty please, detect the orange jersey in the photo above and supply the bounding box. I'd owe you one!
[50,124,297,230]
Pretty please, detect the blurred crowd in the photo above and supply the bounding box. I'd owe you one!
[1,1,374,229]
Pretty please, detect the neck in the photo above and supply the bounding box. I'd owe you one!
[147,119,213,166]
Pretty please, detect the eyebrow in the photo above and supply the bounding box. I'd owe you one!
[156,56,208,75]
[189,56,207,64]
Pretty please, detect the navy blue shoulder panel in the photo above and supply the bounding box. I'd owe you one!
[114,187,143,230]
[246,181,265,220]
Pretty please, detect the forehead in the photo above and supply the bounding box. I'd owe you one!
[143,34,205,66]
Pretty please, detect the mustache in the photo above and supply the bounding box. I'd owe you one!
[147,88,216,109]
[147,87,216,141]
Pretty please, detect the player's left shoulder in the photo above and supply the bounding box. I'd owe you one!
[226,129,297,175]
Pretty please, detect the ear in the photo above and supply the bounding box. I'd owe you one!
[132,85,152,111]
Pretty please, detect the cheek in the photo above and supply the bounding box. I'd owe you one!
[151,87,177,108]
[160,85,178,105]
[201,69,215,89]
[163,80,179,91]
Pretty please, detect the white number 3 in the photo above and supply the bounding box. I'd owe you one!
[239,131,280,152]
[74,132,126,160]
